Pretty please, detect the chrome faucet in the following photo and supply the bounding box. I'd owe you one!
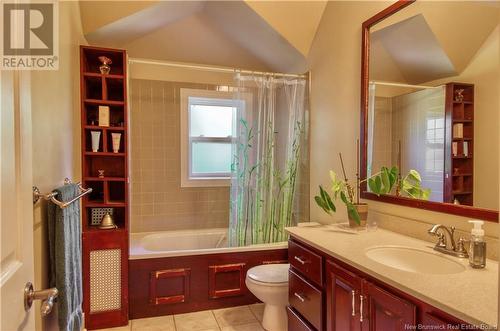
[428,224,468,258]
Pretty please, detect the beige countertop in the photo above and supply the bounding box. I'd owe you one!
[285,225,498,328]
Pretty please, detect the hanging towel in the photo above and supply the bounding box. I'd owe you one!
[48,184,83,331]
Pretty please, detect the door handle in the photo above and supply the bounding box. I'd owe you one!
[294,292,307,303]
[24,282,58,316]
[351,290,356,316]
[359,295,364,323]
[294,256,308,265]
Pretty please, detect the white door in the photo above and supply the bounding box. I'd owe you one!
[0,70,35,331]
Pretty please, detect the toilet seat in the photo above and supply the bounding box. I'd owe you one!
[247,263,290,287]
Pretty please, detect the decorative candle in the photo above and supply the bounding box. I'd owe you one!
[90,131,101,152]
[111,133,121,153]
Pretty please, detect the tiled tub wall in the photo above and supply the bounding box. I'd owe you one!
[130,78,310,232]
[129,80,229,232]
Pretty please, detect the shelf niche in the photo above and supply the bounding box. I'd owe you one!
[444,82,474,206]
[80,45,129,329]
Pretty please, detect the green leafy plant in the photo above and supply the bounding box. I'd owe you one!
[368,167,430,200]
[368,166,398,195]
[315,163,431,225]
[400,170,431,200]
[315,170,361,225]
[315,152,362,225]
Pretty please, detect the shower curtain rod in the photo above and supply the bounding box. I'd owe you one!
[128,57,307,79]
[370,80,441,89]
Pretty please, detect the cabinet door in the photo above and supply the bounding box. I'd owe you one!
[362,280,416,331]
[326,261,363,331]
[421,312,461,330]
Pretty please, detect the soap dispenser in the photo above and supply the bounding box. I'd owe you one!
[468,220,486,269]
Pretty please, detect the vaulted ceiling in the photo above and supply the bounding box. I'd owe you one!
[370,1,499,85]
[79,1,327,73]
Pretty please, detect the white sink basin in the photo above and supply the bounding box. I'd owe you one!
[365,245,466,275]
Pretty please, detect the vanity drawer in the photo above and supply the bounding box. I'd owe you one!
[289,240,323,286]
[287,306,316,331]
[289,269,323,331]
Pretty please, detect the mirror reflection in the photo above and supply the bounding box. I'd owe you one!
[367,1,499,210]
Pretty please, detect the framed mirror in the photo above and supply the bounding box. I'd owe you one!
[360,0,499,222]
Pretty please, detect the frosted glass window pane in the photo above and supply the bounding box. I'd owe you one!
[436,118,444,128]
[190,104,234,137]
[191,142,232,175]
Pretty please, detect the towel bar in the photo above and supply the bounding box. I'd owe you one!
[33,178,92,209]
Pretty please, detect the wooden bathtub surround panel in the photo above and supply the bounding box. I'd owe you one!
[129,248,288,319]
[150,268,191,305]
[208,263,246,299]
[263,259,289,265]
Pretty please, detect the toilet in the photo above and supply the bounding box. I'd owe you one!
[246,263,290,331]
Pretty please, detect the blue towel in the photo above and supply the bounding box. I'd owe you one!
[48,184,83,331]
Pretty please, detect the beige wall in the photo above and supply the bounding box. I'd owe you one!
[307,1,498,259]
[31,2,86,330]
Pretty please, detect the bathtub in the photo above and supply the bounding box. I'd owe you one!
[130,228,288,259]
[129,228,289,319]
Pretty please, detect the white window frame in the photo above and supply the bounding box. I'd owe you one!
[180,88,250,188]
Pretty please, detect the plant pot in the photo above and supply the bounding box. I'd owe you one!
[348,203,368,228]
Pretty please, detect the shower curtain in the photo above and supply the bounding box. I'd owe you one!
[229,73,307,246]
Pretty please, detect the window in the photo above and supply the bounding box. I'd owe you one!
[180,89,248,187]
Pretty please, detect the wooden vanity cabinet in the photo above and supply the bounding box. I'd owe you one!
[289,237,468,331]
[325,261,416,331]
[362,278,416,331]
[325,261,362,331]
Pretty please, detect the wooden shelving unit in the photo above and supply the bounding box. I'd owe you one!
[80,45,129,329]
[444,83,474,206]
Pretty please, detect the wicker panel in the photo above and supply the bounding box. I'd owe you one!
[89,249,121,313]
[91,208,114,226]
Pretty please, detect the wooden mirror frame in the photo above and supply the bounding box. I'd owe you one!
[359,0,498,222]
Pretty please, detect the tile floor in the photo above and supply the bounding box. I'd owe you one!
[96,304,266,331]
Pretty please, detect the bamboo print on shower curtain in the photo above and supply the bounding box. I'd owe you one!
[230,74,307,246]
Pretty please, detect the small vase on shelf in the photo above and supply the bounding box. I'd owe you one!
[98,56,112,75]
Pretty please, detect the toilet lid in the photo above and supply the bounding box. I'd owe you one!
[247,263,290,284]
